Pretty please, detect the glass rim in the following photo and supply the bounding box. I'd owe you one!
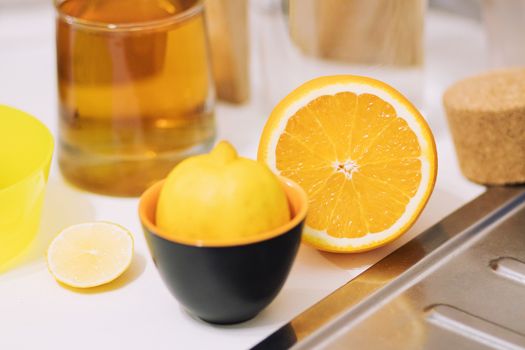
[54,0,204,32]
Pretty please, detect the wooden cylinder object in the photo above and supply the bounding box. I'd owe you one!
[288,0,424,66]
[205,0,250,104]
[443,68,525,185]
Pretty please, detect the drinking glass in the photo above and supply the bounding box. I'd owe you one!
[251,0,426,110]
[55,0,215,196]
[482,0,525,68]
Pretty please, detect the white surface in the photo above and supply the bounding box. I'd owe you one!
[0,4,487,350]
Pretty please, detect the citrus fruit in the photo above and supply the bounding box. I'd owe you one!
[156,141,290,244]
[258,75,437,252]
[47,222,134,288]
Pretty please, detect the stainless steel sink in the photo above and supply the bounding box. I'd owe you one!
[253,186,525,350]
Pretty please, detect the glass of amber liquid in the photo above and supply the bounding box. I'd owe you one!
[55,0,215,196]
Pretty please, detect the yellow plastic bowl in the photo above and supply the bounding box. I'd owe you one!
[0,105,54,267]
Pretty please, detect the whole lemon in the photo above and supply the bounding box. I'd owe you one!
[156,141,290,243]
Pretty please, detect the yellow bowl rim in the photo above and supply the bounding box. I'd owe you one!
[0,105,54,194]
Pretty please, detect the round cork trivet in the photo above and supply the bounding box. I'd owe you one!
[443,68,525,185]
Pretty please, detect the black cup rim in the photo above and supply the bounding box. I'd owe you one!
[139,176,308,248]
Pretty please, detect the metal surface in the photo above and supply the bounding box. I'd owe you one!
[253,186,525,349]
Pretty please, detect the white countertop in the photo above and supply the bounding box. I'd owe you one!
[0,4,486,350]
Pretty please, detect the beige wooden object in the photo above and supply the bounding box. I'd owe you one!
[205,0,249,103]
[289,0,424,66]
[443,68,525,185]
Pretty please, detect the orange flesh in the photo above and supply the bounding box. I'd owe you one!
[275,92,422,237]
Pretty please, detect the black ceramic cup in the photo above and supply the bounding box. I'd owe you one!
[139,176,307,324]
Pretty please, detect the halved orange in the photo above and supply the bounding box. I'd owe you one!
[258,76,437,253]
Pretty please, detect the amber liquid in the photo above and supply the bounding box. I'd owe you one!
[57,0,215,196]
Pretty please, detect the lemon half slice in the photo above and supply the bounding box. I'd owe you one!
[47,222,134,288]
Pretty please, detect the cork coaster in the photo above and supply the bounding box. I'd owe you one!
[443,68,525,185]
